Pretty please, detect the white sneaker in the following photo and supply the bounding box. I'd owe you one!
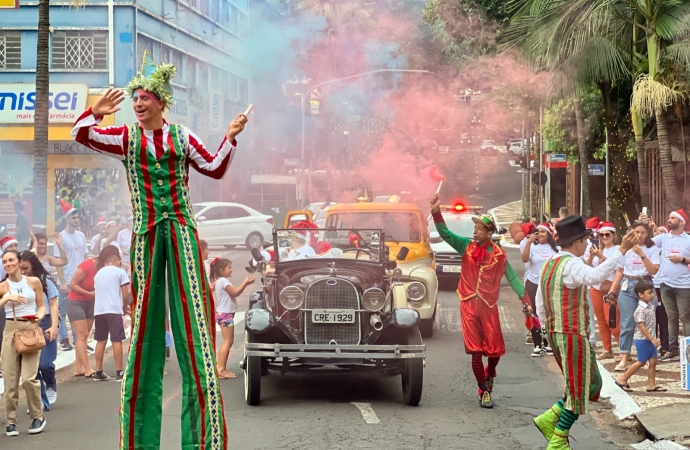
[46,388,57,405]
[531,347,545,357]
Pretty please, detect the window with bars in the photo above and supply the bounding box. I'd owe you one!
[221,1,230,27]
[200,0,209,15]
[230,5,239,34]
[52,31,107,70]
[210,0,220,22]
[238,12,247,39]
[0,32,21,70]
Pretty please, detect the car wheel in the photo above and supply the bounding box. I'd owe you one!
[223,245,236,250]
[245,232,263,250]
[419,312,435,339]
[401,327,424,406]
[244,331,262,406]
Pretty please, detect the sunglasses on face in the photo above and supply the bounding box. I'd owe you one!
[598,233,612,238]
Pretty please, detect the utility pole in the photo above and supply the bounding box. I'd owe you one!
[605,132,610,221]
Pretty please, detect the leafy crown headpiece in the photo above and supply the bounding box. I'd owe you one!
[126,50,176,110]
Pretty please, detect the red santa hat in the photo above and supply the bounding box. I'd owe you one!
[96,217,107,227]
[657,225,669,234]
[521,223,536,236]
[585,216,601,231]
[0,236,18,252]
[291,220,319,247]
[598,222,616,233]
[536,223,552,234]
[60,199,77,219]
[670,209,688,224]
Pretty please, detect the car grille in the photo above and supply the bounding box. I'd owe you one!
[304,278,360,345]
[435,252,462,266]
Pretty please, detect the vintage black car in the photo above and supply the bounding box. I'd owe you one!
[241,228,426,406]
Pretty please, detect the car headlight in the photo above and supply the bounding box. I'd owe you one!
[362,288,386,312]
[279,286,304,310]
[407,282,426,302]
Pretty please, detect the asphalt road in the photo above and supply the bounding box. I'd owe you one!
[0,156,641,448]
[0,246,643,449]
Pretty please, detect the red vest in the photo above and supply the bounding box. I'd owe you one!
[458,242,507,308]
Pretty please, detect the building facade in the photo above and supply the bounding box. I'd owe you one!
[0,0,249,234]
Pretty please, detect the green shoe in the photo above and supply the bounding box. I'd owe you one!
[533,405,562,441]
[546,429,571,450]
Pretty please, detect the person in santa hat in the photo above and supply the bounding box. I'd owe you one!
[650,222,670,356]
[650,209,690,362]
[281,230,316,261]
[55,202,88,352]
[587,221,621,360]
[291,220,332,254]
[431,194,532,409]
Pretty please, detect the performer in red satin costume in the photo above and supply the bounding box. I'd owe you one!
[430,195,531,408]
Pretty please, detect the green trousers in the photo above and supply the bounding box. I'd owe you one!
[119,221,226,449]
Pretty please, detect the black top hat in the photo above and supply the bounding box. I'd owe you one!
[555,215,591,247]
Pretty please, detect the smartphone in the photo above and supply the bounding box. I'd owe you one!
[642,207,648,215]
[243,104,254,116]
[591,238,599,247]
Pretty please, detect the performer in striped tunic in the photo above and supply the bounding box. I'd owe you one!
[71,52,247,450]
[534,216,636,450]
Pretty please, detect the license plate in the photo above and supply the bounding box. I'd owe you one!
[312,309,355,324]
[442,265,461,273]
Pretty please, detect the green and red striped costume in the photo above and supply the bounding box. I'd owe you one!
[540,254,602,414]
[72,108,236,449]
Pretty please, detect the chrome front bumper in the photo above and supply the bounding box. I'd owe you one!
[245,343,426,360]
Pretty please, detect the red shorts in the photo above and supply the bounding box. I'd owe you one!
[460,297,505,357]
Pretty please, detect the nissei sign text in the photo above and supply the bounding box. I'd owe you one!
[0,84,89,124]
[208,89,224,133]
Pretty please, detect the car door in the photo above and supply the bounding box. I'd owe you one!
[195,206,227,245]
[224,206,253,243]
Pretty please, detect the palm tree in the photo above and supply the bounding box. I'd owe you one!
[504,0,634,228]
[623,1,690,210]
[32,0,50,231]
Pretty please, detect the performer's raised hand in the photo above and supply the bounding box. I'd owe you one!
[619,229,637,253]
[430,194,441,213]
[226,114,248,142]
[92,88,125,116]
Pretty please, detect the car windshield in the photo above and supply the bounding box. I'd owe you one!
[315,207,330,221]
[428,218,475,237]
[327,211,422,242]
[192,204,205,215]
[274,228,384,263]
[483,140,494,145]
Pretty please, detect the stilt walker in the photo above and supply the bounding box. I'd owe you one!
[71,52,247,450]
[534,216,636,449]
[430,195,532,408]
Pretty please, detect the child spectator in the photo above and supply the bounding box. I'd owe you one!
[209,258,253,379]
[93,247,130,381]
[615,281,667,393]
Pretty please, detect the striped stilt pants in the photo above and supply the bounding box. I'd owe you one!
[119,221,226,449]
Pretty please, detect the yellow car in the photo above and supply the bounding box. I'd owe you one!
[325,203,439,338]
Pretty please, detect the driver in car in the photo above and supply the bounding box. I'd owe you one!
[281,231,316,261]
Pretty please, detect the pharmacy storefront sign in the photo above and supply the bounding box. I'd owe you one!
[0,83,89,123]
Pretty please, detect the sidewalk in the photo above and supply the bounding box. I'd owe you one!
[0,312,246,396]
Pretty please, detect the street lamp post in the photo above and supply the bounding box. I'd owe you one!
[299,69,430,208]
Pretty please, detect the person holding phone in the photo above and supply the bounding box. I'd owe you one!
[609,221,660,371]
[587,222,621,360]
[0,250,47,436]
[520,223,558,357]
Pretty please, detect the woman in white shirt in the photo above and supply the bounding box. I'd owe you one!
[609,221,660,371]
[587,222,621,360]
[0,250,47,436]
[520,223,558,356]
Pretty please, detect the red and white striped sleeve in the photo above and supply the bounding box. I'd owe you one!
[71,107,127,161]
[186,128,237,180]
